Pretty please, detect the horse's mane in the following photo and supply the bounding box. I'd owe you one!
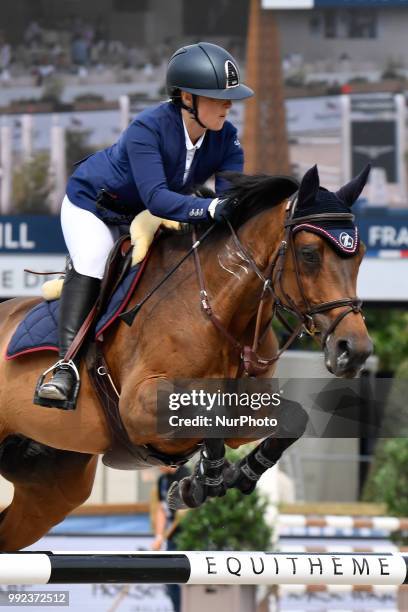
[159,172,299,242]
[217,172,298,228]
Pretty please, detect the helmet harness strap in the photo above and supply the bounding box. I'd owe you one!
[180,94,208,129]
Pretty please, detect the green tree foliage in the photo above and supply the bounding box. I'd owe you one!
[175,487,272,551]
[362,359,408,516]
[12,152,52,214]
[174,448,273,551]
[364,309,408,373]
[65,128,96,176]
[364,438,408,517]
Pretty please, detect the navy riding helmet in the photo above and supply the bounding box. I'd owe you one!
[166,42,254,128]
[166,41,254,101]
[166,42,254,127]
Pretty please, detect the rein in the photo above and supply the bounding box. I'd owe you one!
[120,224,216,326]
[192,194,363,377]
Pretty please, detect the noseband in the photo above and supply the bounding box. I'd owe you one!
[193,194,363,377]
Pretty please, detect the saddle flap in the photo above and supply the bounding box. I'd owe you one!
[97,235,132,316]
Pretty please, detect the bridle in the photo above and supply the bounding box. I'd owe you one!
[193,193,364,377]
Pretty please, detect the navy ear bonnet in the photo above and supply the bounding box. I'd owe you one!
[291,164,371,257]
[293,188,358,256]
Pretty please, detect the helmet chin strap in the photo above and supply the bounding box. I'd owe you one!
[181,94,208,129]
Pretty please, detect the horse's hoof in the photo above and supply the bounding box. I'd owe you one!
[167,481,188,510]
[167,477,207,510]
[179,477,207,508]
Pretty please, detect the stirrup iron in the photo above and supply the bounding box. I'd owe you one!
[34,359,80,410]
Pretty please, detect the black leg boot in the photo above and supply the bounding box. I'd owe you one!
[36,265,101,409]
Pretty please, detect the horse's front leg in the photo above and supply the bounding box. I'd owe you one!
[223,400,308,494]
[168,438,226,509]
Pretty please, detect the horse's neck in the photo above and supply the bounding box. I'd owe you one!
[104,206,286,382]
[202,205,285,333]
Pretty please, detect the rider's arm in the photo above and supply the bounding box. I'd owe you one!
[126,121,213,223]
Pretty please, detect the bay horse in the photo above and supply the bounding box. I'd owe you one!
[0,164,372,550]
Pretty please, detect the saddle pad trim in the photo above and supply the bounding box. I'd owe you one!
[5,344,58,360]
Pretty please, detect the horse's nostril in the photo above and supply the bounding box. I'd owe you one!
[337,339,350,352]
[335,337,373,372]
[336,339,351,368]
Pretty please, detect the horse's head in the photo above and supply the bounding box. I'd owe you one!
[281,164,373,377]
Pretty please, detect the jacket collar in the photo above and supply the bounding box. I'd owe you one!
[182,117,206,150]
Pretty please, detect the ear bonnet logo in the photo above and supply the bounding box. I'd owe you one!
[339,232,354,249]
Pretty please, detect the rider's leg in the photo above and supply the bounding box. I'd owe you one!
[37,264,101,402]
[37,197,119,408]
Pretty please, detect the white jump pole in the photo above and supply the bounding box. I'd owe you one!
[277,514,408,532]
[1,551,407,585]
[395,93,407,204]
[49,115,66,214]
[119,95,130,132]
[341,94,351,185]
[21,114,33,162]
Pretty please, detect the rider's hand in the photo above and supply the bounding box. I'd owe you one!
[151,534,164,551]
[208,196,240,224]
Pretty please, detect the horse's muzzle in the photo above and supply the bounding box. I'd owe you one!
[325,335,373,378]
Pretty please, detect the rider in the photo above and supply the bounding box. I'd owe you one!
[36,41,254,410]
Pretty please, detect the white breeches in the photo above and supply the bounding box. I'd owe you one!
[61,196,121,279]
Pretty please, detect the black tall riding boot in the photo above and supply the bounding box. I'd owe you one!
[36,265,101,409]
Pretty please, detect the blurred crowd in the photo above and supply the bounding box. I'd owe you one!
[0,17,179,86]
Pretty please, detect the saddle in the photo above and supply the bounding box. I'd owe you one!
[7,235,140,360]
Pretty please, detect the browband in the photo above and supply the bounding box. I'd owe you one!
[285,212,355,227]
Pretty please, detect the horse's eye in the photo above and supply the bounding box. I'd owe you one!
[300,247,320,264]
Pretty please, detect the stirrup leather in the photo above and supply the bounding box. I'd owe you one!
[34,359,80,410]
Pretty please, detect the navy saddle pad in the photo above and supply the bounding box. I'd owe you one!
[6,264,143,360]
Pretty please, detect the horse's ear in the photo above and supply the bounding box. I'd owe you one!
[297,164,320,209]
[336,164,371,207]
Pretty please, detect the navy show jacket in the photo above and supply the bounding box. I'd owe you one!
[66,101,244,223]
